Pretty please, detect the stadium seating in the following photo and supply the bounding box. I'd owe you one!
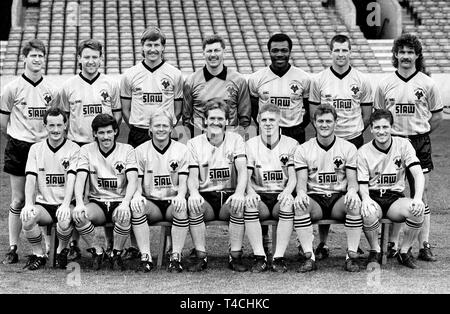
[2,0,385,75]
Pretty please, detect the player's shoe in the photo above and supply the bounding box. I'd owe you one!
[357,246,365,256]
[396,248,418,269]
[167,253,183,273]
[2,245,18,264]
[110,249,125,271]
[87,248,105,270]
[228,252,248,272]
[136,253,153,272]
[251,255,268,273]
[386,242,398,258]
[24,255,47,270]
[67,240,82,261]
[418,241,437,262]
[297,243,306,262]
[297,252,317,273]
[271,257,288,273]
[344,251,360,272]
[314,242,329,260]
[187,253,208,272]
[123,246,141,260]
[367,250,381,265]
[56,248,70,269]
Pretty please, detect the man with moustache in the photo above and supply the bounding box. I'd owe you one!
[1,39,56,264]
[20,108,80,270]
[186,99,248,272]
[130,110,190,272]
[121,27,183,148]
[293,104,363,273]
[358,109,425,269]
[182,34,251,138]
[72,114,138,270]
[307,34,373,260]
[374,33,443,262]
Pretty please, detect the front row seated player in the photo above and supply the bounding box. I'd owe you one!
[245,104,298,272]
[293,104,363,273]
[186,98,248,272]
[20,108,80,270]
[72,114,138,270]
[358,109,425,269]
[131,110,189,272]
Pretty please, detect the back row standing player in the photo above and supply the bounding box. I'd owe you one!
[57,38,122,259]
[182,34,251,138]
[1,39,56,264]
[121,27,184,148]
[248,33,311,252]
[307,34,373,259]
[374,33,443,261]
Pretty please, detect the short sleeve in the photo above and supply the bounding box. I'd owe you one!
[308,76,321,105]
[77,145,90,172]
[373,84,386,110]
[0,83,14,114]
[360,76,374,105]
[403,139,420,169]
[174,71,184,101]
[293,144,308,171]
[110,79,122,111]
[428,83,443,113]
[67,144,80,175]
[120,72,132,100]
[233,134,246,159]
[357,149,370,183]
[178,144,190,175]
[25,144,38,176]
[346,143,358,170]
[247,73,259,98]
[125,145,138,172]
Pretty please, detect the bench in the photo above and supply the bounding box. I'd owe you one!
[47,218,392,268]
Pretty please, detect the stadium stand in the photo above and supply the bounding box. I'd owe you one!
[1,0,386,75]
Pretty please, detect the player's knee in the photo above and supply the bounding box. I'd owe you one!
[346,205,360,216]
[362,214,378,227]
[10,200,25,210]
[57,220,72,231]
[131,210,146,219]
[22,218,37,231]
[172,208,188,220]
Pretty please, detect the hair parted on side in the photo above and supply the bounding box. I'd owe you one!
[313,104,338,121]
[77,39,103,56]
[204,97,230,120]
[43,107,68,125]
[22,39,46,57]
[202,34,226,50]
[329,34,351,51]
[370,109,394,126]
[91,113,119,135]
[140,26,166,46]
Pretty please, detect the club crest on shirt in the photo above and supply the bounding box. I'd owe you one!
[333,156,344,169]
[169,159,179,172]
[279,154,289,166]
[225,83,238,101]
[350,84,361,99]
[100,89,111,103]
[289,80,302,101]
[161,78,174,95]
[43,93,52,104]
[414,88,425,103]
[114,161,125,174]
[260,91,270,102]
[61,158,70,170]
[393,156,403,170]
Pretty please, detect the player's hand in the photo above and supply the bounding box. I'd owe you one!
[56,203,71,222]
[73,204,87,224]
[344,190,361,212]
[361,199,378,218]
[114,202,131,224]
[21,205,36,222]
[245,192,260,209]
[226,192,246,215]
[293,191,309,213]
[131,194,146,214]
[409,198,425,217]
[278,191,294,208]
[188,193,204,215]
[172,195,187,213]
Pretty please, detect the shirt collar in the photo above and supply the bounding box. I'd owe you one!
[269,63,291,77]
[203,65,227,81]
